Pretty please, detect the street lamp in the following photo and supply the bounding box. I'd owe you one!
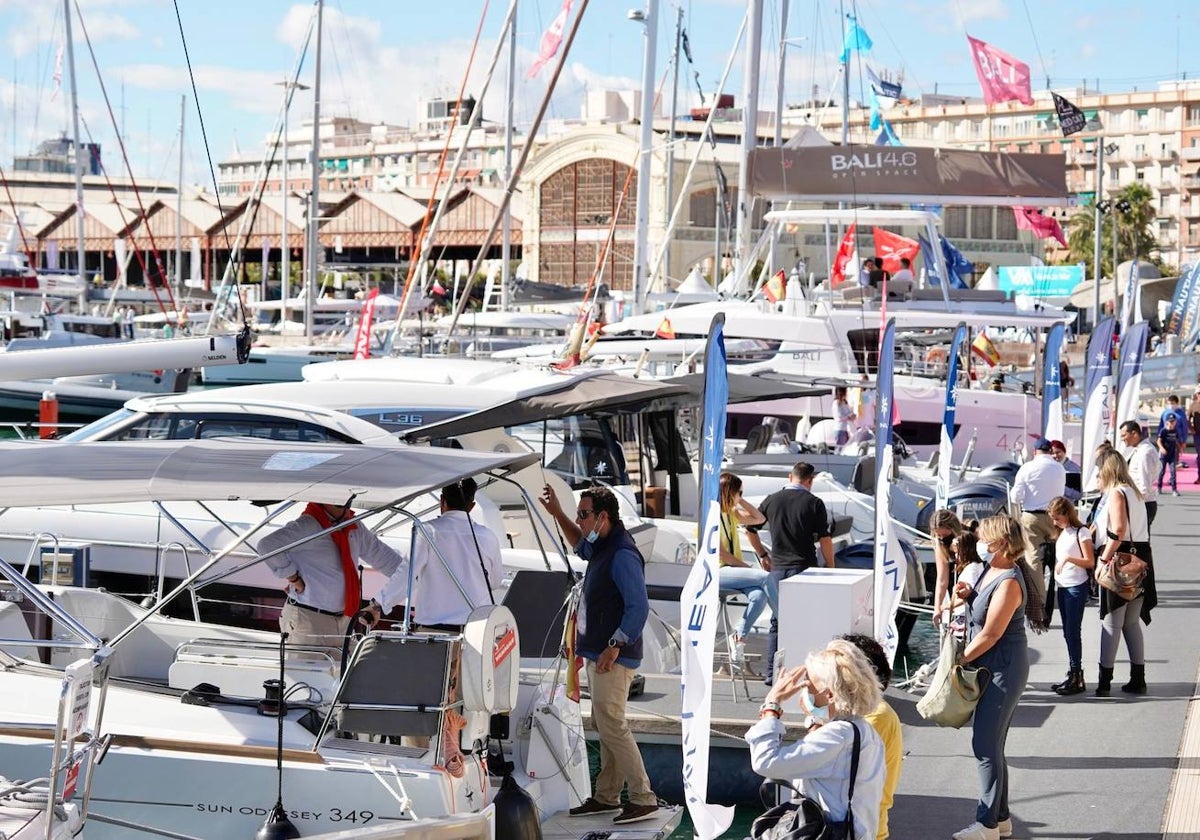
[1086,117,1104,329]
[275,79,310,327]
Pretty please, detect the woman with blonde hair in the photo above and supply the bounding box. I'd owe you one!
[747,641,887,840]
[716,472,778,658]
[1093,448,1156,696]
[930,510,984,635]
[950,513,1029,840]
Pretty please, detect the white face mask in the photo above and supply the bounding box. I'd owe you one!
[802,689,830,722]
[976,541,993,563]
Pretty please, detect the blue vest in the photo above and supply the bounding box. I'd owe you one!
[578,522,644,664]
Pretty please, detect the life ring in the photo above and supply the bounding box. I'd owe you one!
[924,346,949,365]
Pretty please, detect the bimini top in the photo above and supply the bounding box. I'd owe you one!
[0,439,538,509]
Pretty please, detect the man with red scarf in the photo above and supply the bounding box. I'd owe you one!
[259,500,407,656]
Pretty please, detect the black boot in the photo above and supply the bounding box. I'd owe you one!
[1055,669,1086,696]
[1050,671,1073,692]
[1121,664,1147,695]
[1096,665,1114,697]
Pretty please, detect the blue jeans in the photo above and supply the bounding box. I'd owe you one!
[765,566,806,684]
[1056,581,1089,671]
[1159,456,1177,492]
[719,565,779,638]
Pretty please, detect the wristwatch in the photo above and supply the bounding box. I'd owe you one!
[759,700,783,718]
[607,637,624,648]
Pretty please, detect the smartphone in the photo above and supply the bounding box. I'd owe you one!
[773,649,786,678]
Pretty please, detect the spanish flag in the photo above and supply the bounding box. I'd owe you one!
[563,607,582,703]
[655,317,675,339]
[764,269,787,302]
[971,331,1001,367]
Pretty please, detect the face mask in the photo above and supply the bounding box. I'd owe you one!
[802,690,830,722]
[585,523,601,544]
[976,541,993,562]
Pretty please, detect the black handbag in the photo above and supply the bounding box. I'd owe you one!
[750,721,861,840]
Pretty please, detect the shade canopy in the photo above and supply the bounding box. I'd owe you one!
[403,371,826,443]
[0,439,538,509]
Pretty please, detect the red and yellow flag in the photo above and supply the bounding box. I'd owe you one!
[563,607,582,703]
[655,317,675,340]
[971,331,1001,367]
[764,269,787,302]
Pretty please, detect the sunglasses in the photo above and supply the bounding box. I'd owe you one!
[575,509,596,521]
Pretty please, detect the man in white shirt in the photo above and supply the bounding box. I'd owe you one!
[259,501,408,658]
[365,477,503,630]
[890,257,915,283]
[1010,438,1067,619]
[1118,420,1161,527]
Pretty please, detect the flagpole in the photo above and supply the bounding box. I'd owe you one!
[1092,138,1105,329]
[631,0,658,313]
[734,0,764,297]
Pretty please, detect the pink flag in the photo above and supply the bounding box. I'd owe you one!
[967,35,1033,106]
[527,0,573,78]
[353,288,380,360]
[1013,207,1068,247]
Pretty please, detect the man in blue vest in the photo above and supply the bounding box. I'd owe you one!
[540,484,658,825]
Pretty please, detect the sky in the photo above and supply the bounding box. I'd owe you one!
[0,0,1197,190]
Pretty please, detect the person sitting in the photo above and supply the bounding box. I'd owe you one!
[716,472,778,663]
[747,641,887,840]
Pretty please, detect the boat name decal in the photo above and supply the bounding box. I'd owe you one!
[829,151,919,175]
[193,804,376,823]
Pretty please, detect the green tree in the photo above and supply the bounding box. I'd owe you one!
[1065,182,1161,276]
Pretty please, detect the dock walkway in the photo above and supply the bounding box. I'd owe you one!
[604,472,1200,839]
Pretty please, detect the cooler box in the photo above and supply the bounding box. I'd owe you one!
[776,567,873,671]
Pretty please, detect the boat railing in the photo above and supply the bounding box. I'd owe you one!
[151,542,201,622]
[171,637,338,702]
[19,532,61,579]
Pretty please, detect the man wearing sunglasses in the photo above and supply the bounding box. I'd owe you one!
[540,484,658,825]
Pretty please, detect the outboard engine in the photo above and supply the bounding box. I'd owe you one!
[945,480,1011,524]
[494,773,542,840]
[976,461,1020,489]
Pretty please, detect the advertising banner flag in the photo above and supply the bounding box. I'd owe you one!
[680,314,735,840]
[831,224,859,287]
[1081,318,1116,491]
[1041,323,1066,444]
[1116,321,1150,429]
[1165,262,1200,335]
[874,318,906,663]
[1052,93,1087,137]
[872,227,920,274]
[967,35,1034,106]
[936,324,969,512]
[527,0,573,78]
[353,288,380,360]
[1014,207,1068,247]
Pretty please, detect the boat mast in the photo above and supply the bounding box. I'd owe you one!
[63,0,88,313]
[306,0,324,339]
[631,0,658,313]
[175,95,185,304]
[733,0,763,297]
[500,2,516,312]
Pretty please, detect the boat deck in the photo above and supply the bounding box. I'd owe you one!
[541,806,683,840]
[584,469,1200,837]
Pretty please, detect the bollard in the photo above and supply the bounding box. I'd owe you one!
[39,391,58,439]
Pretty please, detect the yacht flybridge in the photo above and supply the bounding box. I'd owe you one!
[0,438,681,840]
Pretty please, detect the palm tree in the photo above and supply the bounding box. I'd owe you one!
[1065,182,1160,277]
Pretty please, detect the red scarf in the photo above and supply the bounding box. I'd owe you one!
[304,502,360,617]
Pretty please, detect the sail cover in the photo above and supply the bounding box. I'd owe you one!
[747,146,1067,206]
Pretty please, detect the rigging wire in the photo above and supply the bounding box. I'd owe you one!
[170,0,235,262]
[1018,0,1050,88]
[73,1,178,316]
[392,0,494,329]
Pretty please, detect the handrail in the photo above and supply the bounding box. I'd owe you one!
[158,542,200,622]
[19,533,60,579]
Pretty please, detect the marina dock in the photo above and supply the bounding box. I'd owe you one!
[583,475,1200,838]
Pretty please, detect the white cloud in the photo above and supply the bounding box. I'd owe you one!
[1,0,141,58]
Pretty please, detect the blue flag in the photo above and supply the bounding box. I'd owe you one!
[1116,321,1149,428]
[874,319,896,467]
[874,117,901,146]
[1165,263,1199,335]
[679,313,735,840]
[1040,323,1065,442]
[872,318,905,662]
[919,234,970,289]
[839,14,873,63]
[936,324,968,511]
[870,90,882,131]
[1081,317,1115,490]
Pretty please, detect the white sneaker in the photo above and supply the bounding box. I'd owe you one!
[997,818,1013,838]
[952,822,999,840]
[728,633,745,663]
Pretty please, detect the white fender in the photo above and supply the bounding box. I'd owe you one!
[461,604,520,715]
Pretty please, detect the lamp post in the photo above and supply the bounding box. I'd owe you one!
[1091,136,1104,328]
[275,78,310,328]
